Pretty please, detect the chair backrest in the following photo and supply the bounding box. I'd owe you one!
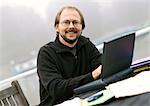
[0,80,29,106]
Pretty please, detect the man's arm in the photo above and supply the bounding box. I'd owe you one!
[88,41,102,80]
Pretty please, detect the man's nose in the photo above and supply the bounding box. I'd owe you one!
[68,22,74,27]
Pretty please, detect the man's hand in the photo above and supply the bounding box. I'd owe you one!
[92,65,102,80]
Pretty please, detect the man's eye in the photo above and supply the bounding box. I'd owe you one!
[63,21,70,25]
[73,22,80,25]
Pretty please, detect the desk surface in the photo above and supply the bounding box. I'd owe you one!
[101,92,150,106]
[75,71,150,106]
[76,91,150,106]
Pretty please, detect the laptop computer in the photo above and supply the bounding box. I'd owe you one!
[74,33,135,94]
[100,32,135,79]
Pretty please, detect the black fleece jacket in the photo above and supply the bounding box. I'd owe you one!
[37,36,102,106]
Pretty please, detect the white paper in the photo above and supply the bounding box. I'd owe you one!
[55,97,81,106]
[107,71,150,98]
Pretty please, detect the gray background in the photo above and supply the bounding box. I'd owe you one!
[0,0,150,80]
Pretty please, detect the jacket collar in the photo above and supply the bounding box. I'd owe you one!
[51,35,89,53]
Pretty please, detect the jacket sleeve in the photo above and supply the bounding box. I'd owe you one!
[88,41,102,71]
[37,46,95,101]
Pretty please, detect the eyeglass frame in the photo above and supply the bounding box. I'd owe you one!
[60,20,82,27]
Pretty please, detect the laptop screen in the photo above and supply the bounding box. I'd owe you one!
[100,33,135,79]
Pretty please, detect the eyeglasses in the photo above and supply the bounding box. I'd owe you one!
[60,20,82,27]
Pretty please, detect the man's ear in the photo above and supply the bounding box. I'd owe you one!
[55,24,59,32]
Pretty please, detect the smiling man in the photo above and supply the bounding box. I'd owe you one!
[37,6,102,106]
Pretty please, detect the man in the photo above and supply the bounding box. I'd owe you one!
[37,6,102,106]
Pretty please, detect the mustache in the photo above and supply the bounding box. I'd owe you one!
[65,29,78,33]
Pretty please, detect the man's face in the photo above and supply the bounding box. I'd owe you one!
[56,8,83,41]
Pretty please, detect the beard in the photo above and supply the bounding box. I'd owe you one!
[57,30,80,44]
[60,34,79,44]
